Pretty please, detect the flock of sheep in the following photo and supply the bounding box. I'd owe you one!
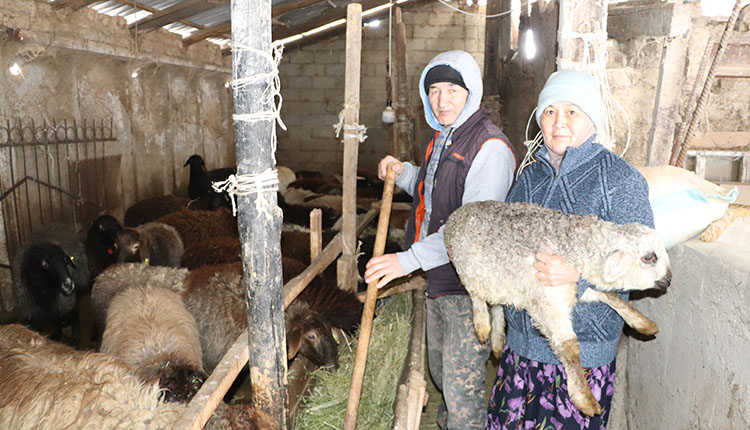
[1,153,674,426]
[2,154,374,429]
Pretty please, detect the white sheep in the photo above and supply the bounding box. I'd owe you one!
[443,201,672,417]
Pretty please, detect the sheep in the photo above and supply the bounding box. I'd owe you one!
[11,223,90,339]
[443,201,672,417]
[114,222,184,267]
[90,262,190,334]
[184,154,236,210]
[100,285,206,403]
[154,207,238,248]
[278,192,339,230]
[181,261,340,372]
[0,324,275,430]
[181,236,242,270]
[124,194,192,227]
[85,214,123,279]
[91,262,340,373]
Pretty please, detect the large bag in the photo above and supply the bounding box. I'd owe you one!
[638,165,738,249]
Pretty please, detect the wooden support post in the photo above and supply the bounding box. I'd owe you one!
[483,0,502,97]
[344,164,398,430]
[230,0,286,427]
[310,208,322,262]
[393,6,413,162]
[392,288,427,429]
[338,3,363,293]
[557,0,608,67]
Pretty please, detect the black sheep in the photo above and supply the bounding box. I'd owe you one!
[85,214,123,279]
[184,154,236,210]
[277,192,339,230]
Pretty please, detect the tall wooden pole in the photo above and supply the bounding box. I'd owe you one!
[337,3,363,293]
[393,6,413,163]
[557,0,607,67]
[230,0,286,427]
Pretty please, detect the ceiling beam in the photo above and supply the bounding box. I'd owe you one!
[130,0,228,34]
[51,0,100,11]
[182,0,323,47]
[275,0,430,48]
[272,0,388,41]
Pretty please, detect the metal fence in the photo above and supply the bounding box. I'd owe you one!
[0,117,119,310]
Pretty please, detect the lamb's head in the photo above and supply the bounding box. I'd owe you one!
[597,223,672,292]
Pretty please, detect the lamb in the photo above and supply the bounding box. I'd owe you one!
[84,214,123,279]
[184,154,235,210]
[154,206,238,248]
[100,285,207,402]
[443,201,672,417]
[0,324,275,430]
[11,223,90,338]
[114,222,184,267]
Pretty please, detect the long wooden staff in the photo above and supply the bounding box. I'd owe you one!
[343,163,398,430]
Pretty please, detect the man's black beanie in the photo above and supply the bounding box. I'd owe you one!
[423,65,467,93]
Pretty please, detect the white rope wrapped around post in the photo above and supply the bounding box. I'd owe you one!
[333,100,368,143]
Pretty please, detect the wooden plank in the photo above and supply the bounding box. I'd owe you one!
[393,6,413,162]
[183,22,232,47]
[310,208,322,262]
[51,0,99,10]
[131,0,227,34]
[337,3,363,293]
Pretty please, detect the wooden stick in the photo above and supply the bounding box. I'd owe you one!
[343,163,398,430]
[310,208,322,262]
[356,275,426,303]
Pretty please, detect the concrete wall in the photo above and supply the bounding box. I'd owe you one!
[0,0,234,219]
[619,218,750,429]
[276,1,487,176]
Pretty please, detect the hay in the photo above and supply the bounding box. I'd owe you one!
[294,293,413,430]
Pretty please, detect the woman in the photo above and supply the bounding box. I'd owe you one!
[485,70,653,429]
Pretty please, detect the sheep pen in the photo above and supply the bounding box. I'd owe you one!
[443,201,673,417]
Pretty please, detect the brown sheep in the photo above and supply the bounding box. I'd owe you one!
[114,222,184,267]
[100,285,206,403]
[124,194,191,227]
[0,324,275,430]
[155,207,238,248]
[181,236,242,270]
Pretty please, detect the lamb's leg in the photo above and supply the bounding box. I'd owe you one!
[529,291,603,417]
[489,304,506,358]
[471,296,491,343]
[580,289,658,335]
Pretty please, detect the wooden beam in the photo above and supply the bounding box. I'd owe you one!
[182,0,321,47]
[273,0,384,41]
[51,0,99,11]
[131,0,227,34]
[183,22,231,47]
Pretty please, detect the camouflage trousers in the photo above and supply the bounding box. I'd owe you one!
[426,294,491,430]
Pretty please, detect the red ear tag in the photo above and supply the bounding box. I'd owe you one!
[107,248,114,255]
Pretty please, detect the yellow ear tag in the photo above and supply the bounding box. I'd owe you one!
[144,258,150,265]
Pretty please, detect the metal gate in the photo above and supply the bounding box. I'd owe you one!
[0,117,119,311]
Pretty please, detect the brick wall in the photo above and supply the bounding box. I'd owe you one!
[276,2,486,176]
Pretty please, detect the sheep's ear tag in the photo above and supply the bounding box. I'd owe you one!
[332,329,340,344]
[144,258,150,265]
[107,248,114,255]
[69,256,74,262]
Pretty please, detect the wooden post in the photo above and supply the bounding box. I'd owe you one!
[393,6,413,162]
[310,208,322,262]
[483,0,502,97]
[557,0,608,67]
[343,164,398,430]
[337,3,363,293]
[230,0,286,426]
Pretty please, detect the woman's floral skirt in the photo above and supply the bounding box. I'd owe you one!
[485,345,616,430]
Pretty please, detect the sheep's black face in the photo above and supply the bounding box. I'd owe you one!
[297,312,339,370]
[23,243,76,300]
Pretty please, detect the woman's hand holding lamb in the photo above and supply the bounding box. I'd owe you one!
[534,242,581,287]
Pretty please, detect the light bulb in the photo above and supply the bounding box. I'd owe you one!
[381,100,396,124]
[9,63,22,77]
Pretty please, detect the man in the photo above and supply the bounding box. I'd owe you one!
[364,50,517,429]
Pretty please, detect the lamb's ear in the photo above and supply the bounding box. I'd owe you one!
[287,330,301,360]
[602,250,632,283]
